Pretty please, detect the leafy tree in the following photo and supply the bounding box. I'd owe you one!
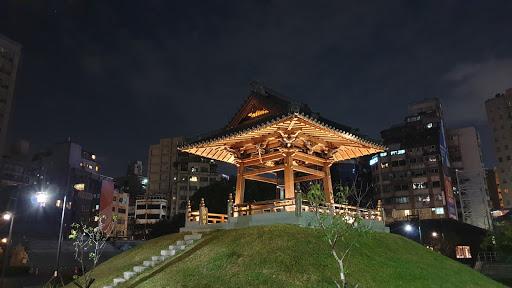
[68,215,115,288]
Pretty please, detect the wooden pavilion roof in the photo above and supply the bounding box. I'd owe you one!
[180,82,385,164]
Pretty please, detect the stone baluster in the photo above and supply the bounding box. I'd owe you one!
[227,193,233,218]
[199,198,208,225]
[377,199,385,222]
[295,191,302,217]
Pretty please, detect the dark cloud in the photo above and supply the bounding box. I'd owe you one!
[1,1,512,175]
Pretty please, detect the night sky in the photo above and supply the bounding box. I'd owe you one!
[2,1,512,176]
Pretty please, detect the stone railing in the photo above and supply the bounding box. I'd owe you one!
[186,194,385,225]
[186,198,228,225]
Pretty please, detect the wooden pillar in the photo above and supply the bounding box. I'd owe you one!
[284,152,295,199]
[323,162,334,203]
[235,163,245,204]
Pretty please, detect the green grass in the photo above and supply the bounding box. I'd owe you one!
[81,225,504,288]
[66,232,186,288]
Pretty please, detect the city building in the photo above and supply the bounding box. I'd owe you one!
[0,140,35,187]
[372,98,458,223]
[134,194,168,237]
[485,88,512,208]
[32,140,107,232]
[148,137,220,216]
[114,160,148,238]
[100,187,129,239]
[485,168,504,211]
[447,127,492,230]
[0,35,21,157]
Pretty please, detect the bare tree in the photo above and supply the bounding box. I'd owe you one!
[306,184,369,288]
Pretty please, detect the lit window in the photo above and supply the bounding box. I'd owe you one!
[92,154,96,160]
[434,207,444,215]
[73,183,85,191]
[379,152,388,157]
[412,182,427,189]
[426,122,433,129]
[190,176,198,182]
[369,156,379,166]
[381,162,389,168]
[95,204,99,210]
[455,246,472,259]
[428,156,437,162]
[95,166,99,172]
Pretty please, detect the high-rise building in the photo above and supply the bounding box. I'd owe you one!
[485,168,504,211]
[447,127,492,230]
[372,98,458,223]
[485,89,512,208]
[32,141,108,230]
[147,137,220,216]
[0,35,21,156]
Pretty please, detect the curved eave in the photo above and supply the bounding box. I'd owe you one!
[180,113,385,164]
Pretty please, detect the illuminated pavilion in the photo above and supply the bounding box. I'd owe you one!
[180,82,385,207]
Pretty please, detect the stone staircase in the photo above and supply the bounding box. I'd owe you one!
[103,233,202,288]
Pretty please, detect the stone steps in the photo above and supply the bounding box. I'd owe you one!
[103,233,202,288]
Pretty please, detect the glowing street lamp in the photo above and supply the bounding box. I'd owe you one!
[432,231,439,238]
[35,191,49,206]
[0,238,7,244]
[2,212,12,221]
[403,223,422,243]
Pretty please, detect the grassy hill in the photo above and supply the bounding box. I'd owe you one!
[80,225,504,288]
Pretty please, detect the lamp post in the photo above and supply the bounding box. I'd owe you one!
[404,223,422,244]
[1,212,14,288]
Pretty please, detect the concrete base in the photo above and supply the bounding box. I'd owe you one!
[181,211,389,233]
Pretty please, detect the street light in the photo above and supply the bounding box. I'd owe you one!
[432,231,439,238]
[403,223,422,244]
[2,213,11,221]
[1,211,14,288]
[35,191,48,207]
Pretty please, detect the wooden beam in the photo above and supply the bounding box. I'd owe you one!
[243,164,285,177]
[283,152,295,199]
[235,163,245,204]
[322,163,334,203]
[291,164,325,177]
[294,151,328,166]
[241,151,284,167]
[245,175,278,185]
[294,174,324,183]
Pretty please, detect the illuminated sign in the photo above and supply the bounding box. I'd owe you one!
[369,155,379,166]
[248,109,269,118]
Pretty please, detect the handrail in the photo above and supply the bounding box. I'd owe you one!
[186,197,384,225]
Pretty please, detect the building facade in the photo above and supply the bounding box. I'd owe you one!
[0,35,21,156]
[447,127,492,230]
[372,99,458,223]
[485,168,504,211]
[135,195,168,231]
[99,188,129,239]
[485,88,512,208]
[148,137,220,216]
[32,141,108,231]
